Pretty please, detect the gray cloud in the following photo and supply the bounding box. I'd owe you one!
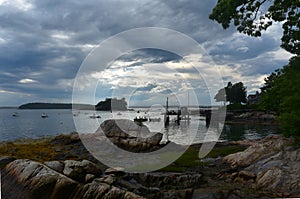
[0,0,291,106]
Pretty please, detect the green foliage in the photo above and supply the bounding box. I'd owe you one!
[278,57,300,136]
[210,0,300,55]
[260,56,300,137]
[260,69,282,93]
[160,145,245,172]
[259,69,282,111]
[215,82,247,105]
[230,82,247,104]
[206,145,245,158]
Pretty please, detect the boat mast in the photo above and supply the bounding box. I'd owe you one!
[187,91,190,121]
[188,91,189,109]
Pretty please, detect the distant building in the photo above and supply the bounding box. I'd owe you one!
[95,97,127,111]
[247,91,260,105]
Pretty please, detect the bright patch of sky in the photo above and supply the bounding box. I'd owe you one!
[18,78,37,83]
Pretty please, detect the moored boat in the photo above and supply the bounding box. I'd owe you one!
[133,116,148,122]
[89,114,101,118]
[41,113,48,118]
[12,112,19,117]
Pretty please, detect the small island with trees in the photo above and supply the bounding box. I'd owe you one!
[18,98,128,111]
[95,97,127,111]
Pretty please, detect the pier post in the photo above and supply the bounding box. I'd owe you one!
[176,108,181,125]
[164,97,169,127]
[205,110,211,128]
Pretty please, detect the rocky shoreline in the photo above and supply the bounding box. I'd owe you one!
[0,120,299,198]
[225,110,277,124]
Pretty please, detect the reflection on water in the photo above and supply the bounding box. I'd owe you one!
[221,124,280,141]
[0,109,280,143]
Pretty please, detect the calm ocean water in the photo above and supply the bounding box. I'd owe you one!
[0,108,279,144]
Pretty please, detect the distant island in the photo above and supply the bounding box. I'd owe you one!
[18,98,128,111]
[18,103,94,110]
[95,97,127,111]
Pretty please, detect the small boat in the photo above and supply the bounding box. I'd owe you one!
[12,112,19,117]
[89,114,101,119]
[117,112,122,116]
[134,116,148,122]
[41,113,48,118]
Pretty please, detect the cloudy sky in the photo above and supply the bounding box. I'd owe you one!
[0,0,293,106]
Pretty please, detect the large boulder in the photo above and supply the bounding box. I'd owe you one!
[248,149,300,194]
[0,156,16,169]
[98,119,164,152]
[222,135,300,197]
[50,132,80,145]
[44,161,65,173]
[1,159,146,199]
[1,159,78,199]
[63,160,103,182]
[223,135,291,167]
[100,119,151,138]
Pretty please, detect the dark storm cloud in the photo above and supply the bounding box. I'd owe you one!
[117,49,182,67]
[0,0,291,105]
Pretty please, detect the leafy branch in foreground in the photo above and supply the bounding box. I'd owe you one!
[209,0,300,55]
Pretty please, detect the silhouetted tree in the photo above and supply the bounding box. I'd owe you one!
[215,82,247,105]
[214,88,226,105]
[230,82,247,104]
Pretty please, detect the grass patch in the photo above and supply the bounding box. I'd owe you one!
[0,136,246,172]
[206,145,245,158]
[159,148,204,172]
[159,165,184,172]
[173,148,200,167]
[159,144,245,172]
[0,138,60,162]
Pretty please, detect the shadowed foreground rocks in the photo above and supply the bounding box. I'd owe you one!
[220,135,300,198]
[1,159,204,199]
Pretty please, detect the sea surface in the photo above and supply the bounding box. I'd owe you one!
[0,108,280,144]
